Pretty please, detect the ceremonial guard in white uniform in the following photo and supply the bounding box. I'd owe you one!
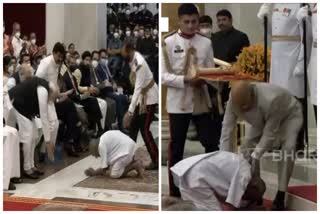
[257,3,313,152]
[162,4,216,197]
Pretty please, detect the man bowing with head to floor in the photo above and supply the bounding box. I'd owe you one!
[220,81,303,210]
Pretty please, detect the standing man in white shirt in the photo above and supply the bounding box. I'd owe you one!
[35,42,66,151]
[122,41,159,170]
[11,22,24,59]
[8,74,58,179]
[85,130,144,179]
[162,3,215,197]
[170,151,266,210]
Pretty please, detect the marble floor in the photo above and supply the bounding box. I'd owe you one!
[4,120,159,210]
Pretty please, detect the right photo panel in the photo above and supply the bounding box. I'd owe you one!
[161,3,317,211]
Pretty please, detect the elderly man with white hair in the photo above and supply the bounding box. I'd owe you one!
[220,81,303,210]
[7,70,59,179]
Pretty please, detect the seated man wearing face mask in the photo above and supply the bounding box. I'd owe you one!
[7,53,33,90]
[107,31,123,77]
[28,32,46,59]
[93,50,128,132]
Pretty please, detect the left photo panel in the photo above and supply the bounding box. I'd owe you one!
[3,3,159,211]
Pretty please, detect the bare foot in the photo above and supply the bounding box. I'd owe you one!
[135,160,145,178]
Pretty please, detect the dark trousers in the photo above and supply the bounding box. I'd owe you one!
[79,97,102,129]
[296,98,306,151]
[167,113,219,197]
[102,91,128,131]
[314,105,317,123]
[55,99,81,148]
[129,104,158,165]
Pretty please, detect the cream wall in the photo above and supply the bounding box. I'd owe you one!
[46,3,106,54]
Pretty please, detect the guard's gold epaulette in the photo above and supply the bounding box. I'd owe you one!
[162,30,177,46]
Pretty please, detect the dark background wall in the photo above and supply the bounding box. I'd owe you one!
[3,3,46,45]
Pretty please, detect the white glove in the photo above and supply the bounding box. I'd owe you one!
[257,3,272,20]
[296,5,309,22]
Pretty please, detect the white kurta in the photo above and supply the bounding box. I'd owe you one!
[3,126,20,190]
[171,151,251,210]
[162,31,214,113]
[308,5,317,105]
[128,51,158,113]
[35,55,59,145]
[270,4,312,98]
[98,130,137,175]
[11,36,23,59]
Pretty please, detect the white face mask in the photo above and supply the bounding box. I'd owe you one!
[139,5,145,11]
[8,65,14,74]
[133,31,139,37]
[200,28,212,36]
[126,31,131,37]
[76,58,81,65]
[125,10,130,15]
[31,39,36,45]
[153,29,158,35]
[92,60,98,68]
[15,31,21,38]
[113,32,119,39]
[139,30,144,36]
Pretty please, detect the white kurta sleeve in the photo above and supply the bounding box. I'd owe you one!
[251,98,283,160]
[128,64,145,113]
[37,86,51,143]
[6,77,16,90]
[219,97,237,151]
[161,43,185,89]
[35,60,48,79]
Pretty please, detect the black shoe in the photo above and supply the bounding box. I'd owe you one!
[11,177,23,184]
[23,171,39,179]
[271,200,285,211]
[145,162,158,170]
[33,169,45,176]
[8,182,16,190]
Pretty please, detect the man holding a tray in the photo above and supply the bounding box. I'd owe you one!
[162,3,218,197]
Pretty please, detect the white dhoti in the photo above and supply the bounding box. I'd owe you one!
[3,126,21,190]
[110,150,135,179]
[48,102,59,146]
[97,98,107,130]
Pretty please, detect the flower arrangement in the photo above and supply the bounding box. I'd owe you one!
[234,43,271,81]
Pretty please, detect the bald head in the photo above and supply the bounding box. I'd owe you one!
[231,81,254,112]
[19,64,33,82]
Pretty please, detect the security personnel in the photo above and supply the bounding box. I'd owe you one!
[162,4,217,197]
[122,41,159,170]
[257,3,313,153]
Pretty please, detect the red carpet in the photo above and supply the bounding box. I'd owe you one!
[288,185,317,203]
[222,199,291,211]
[3,196,156,211]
